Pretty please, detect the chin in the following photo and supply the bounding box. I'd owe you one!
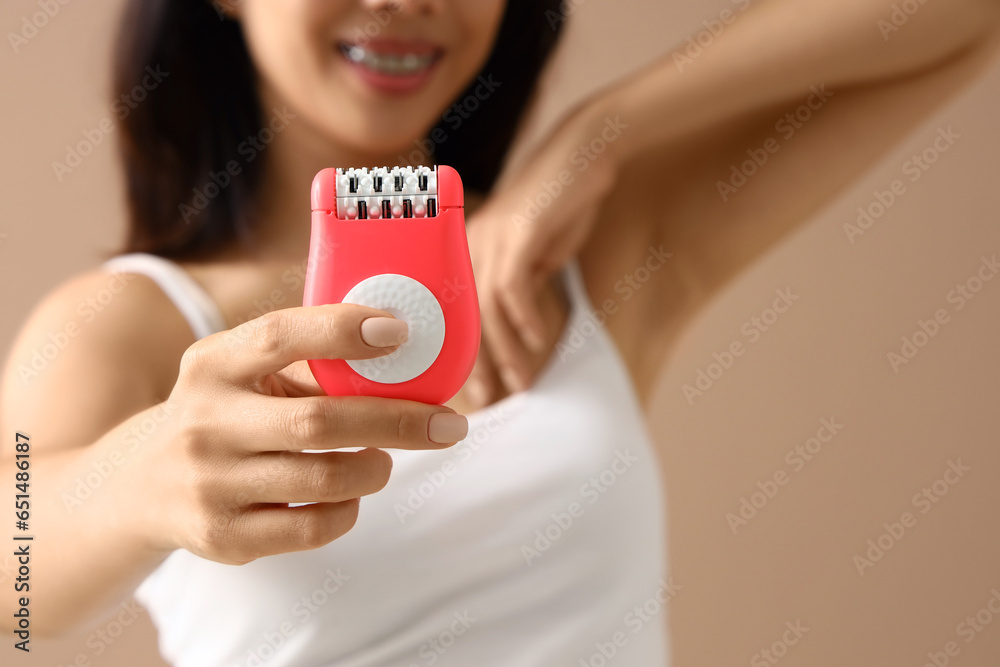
[305,96,442,163]
[323,117,437,163]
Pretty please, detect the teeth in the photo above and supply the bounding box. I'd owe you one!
[340,44,436,75]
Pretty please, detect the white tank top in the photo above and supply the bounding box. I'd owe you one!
[100,252,671,667]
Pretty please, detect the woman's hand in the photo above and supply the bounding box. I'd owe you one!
[464,109,620,407]
[129,304,468,565]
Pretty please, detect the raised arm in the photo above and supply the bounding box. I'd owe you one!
[601,0,1000,164]
[461,0,1000,407]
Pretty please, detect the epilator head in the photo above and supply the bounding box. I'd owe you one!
[304,165,480,405]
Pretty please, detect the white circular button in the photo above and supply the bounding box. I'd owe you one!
[342,274,445,384]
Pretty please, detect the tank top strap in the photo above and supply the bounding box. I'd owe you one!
[101,252,227,340]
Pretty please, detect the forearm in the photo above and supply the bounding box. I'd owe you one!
[1,410,170,636]
[590,0,999,162]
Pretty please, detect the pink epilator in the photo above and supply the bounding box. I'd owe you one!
[304,165,480,405]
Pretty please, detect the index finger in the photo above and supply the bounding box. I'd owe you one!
[200,304,405,383]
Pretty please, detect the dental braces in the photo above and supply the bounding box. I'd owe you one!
[335,165,438,220]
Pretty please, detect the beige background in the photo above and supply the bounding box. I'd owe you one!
[2,0,999,665]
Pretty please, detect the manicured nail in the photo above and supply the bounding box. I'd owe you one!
[500,367,526,393]
[428,413,468,444]
[360,317,408,347]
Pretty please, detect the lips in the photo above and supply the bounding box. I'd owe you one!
[337,39,443,96]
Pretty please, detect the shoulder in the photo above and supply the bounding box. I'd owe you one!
[1,266,196,451]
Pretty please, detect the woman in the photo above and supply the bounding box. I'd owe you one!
[1,0,997,665]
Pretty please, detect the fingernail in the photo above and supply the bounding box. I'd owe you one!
[466,378,490,408]
[428,413,468,444]
[500,367,526,393]
[360,317,408,347]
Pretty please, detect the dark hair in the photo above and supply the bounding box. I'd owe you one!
[111,0,565,261]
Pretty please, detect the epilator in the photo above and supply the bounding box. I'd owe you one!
[304,165,480,405]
